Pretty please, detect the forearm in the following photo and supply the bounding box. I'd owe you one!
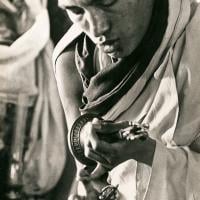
[145,141,200,199]
[132,137,156,166]
[54,49,83,130]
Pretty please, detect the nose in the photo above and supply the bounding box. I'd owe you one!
[84,8,111,38]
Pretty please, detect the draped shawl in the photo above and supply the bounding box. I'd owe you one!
[53,0,200,199]
[73,0,168,115]
[0,9,66,195]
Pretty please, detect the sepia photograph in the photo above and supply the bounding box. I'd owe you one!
[0,0,200,199]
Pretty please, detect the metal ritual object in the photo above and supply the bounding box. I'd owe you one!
[69,113,149,166]
[69,113,122,165]
[98,184,119,200]
[69,113,98,166]
[69,114,149,199]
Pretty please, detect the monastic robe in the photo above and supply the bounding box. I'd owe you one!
[53,0,200,199]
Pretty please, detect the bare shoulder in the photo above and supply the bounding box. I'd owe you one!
[53,24,82,70]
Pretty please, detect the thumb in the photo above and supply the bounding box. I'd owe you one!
[92,119,130,133]
[90,163,108,179]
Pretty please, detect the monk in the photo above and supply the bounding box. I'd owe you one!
[53,0,200,199]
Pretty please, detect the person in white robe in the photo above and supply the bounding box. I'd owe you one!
[53,0,200,199]
[0,0,66,198]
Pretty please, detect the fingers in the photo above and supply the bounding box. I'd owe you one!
[84,146,111,167]
[83,120,122,167]
[83,118,147,168]
[84,121,115,154]
[84,121,99,150]
[77,166,91,181]
[119,123,149,141]
[90,163,108,179]
[125,133,148,141]
[83,122,97,151]
[92,118,130,133]
[84,138,120,168]
[83,124,112,166]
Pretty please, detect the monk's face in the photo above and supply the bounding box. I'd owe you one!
[59,0,155,58]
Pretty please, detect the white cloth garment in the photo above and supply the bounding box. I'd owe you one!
[104,0,200,199]
[53,0,200,199]
[0,9,66,195]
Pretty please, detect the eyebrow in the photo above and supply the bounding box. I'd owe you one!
[59,0,103,8]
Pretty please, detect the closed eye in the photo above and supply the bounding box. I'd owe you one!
[97,0,117,7]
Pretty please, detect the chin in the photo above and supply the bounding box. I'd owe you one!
[106,50,126,59]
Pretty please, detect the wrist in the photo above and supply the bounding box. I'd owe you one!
[134,138,156,166]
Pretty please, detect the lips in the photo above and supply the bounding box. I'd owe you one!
[99,39,120,54]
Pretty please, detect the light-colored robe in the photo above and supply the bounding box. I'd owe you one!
[104,0,200,199]
[0,9,66,195]
[53,0,200,199]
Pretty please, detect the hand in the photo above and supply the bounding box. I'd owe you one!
[83,118,156,172]
[72,164,110,200]
[68,173,100,200]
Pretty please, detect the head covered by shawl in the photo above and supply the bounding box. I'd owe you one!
[72,0,169,116]
[0,0,34,45]
[0,0,19,45]
[0,1,67,195]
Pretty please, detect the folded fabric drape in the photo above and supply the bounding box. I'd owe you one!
[74,0,168,115]
[0,8,67,195]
